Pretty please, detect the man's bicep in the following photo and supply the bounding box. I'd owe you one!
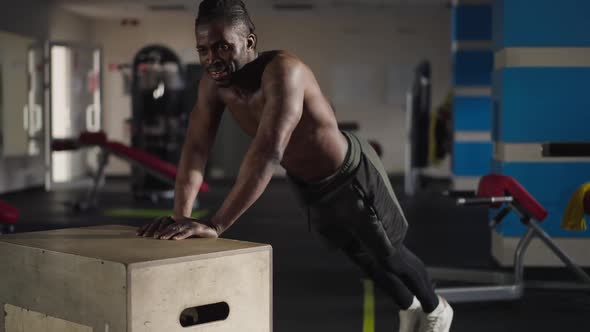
[255,64,304,157]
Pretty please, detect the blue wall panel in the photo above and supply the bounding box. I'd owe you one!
[492,68,590,142]
[453,142,493,176]
[453,5,492,41]
[454,96,492,131]
[493,0,590,49]
[454,51,494,86]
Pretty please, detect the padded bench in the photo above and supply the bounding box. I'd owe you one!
[52,131,209,210]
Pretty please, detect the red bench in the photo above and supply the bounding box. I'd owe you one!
[51,131,210,210]
[0,200,19,233]
[476,173,548,222]
[432,173,590,303]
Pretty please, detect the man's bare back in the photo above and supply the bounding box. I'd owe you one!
[211,50,348,182]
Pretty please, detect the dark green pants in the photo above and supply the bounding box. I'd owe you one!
[288,131,438,311]
[289,131,408,255]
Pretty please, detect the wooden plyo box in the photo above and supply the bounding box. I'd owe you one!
[0,225,272,332]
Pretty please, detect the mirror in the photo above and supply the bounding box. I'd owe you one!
[47,42,102,187]
[0,30,42,157]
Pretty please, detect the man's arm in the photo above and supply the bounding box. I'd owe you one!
[137,76,224,239]
[173,76,225,219]
[210,58,305,235]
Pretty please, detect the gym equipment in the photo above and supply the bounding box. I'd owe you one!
[130,45,194,197]
[51,131,210,210]
[405,61,431,195]
[0,225,272,332]
[542,143,590,229]
[430,173,590,303]
[561,182,590,232]
[0,200,18,234]
[542,142,590,157]
[336,122,383,157]
[431,92,452,163]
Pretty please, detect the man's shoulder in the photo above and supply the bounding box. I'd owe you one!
[262,50,308,83]
[265,50,305,68]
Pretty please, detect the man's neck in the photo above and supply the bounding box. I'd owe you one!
[229,51,266,90]
[248,51,260,63]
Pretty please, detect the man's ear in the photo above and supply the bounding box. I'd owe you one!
[247,33,257,50]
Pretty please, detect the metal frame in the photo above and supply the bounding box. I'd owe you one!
[429,198,590,303]
[76,145,177,211]
[43,41,52,190]
[404,62,432,196]
[0,224,16,235]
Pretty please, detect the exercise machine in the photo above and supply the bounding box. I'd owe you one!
[430,173,590,302]
[52,131,210,210]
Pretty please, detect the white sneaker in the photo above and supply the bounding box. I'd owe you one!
[419,296,453,332]
[398,297,422,332]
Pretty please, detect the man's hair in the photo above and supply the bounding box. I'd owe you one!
[196,0,256,36]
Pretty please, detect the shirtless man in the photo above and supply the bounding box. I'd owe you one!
[136,1,453,331]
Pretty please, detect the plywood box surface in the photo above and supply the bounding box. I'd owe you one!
[0,225,272,332]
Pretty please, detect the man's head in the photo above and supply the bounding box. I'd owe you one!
[195,0,257,86]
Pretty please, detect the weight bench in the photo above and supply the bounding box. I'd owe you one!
[52,131,210,211]
[430,173,590,303]
[0,200,19,234]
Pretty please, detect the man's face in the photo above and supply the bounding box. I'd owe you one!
[196,19,252,86]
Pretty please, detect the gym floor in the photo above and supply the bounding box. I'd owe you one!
[2,176,590,332]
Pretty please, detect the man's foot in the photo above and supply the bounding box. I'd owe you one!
[418,296,453,332]
[398,297,422,332]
